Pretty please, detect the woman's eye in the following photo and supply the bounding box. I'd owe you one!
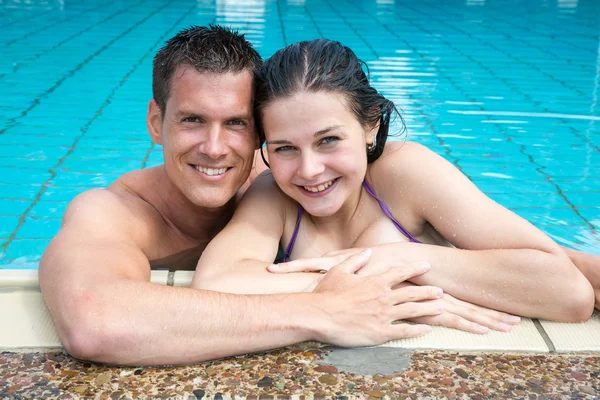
[274,145,295,152]
[320,136,340,145]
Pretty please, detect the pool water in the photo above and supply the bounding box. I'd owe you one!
[0,0,598,267]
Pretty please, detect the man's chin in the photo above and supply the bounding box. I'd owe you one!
[189,192,236,210]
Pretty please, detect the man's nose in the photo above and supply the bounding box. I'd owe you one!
[198,125,227,159]
[297,151,325,180]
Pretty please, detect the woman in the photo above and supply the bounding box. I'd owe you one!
[192,39,598,335]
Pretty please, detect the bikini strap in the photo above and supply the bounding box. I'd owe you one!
[282,204,304,262]
[363,180,420,243]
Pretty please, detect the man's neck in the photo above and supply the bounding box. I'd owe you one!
[151,166,237,243]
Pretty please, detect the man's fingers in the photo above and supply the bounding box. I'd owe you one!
[333,249,372,274]
[380,262,431,286]
[391,285,443,304]
[269,258,334,273]
[393,301,443,320]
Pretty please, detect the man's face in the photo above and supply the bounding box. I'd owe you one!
[152,66,257,209]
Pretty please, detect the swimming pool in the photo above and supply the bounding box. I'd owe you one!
[0,0,598,268]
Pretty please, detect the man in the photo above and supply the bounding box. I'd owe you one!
[39,25,441,366]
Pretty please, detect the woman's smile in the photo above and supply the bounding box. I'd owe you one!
[298,177,340,197]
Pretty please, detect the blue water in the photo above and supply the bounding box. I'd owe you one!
[0,0,598,268]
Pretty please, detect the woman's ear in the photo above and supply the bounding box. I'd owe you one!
[147,99,163,145]
[366,123,379,146]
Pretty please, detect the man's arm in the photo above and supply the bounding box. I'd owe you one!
[39,190,440,366]
[39,190,313,365]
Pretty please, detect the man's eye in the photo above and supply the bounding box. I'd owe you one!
[182,117,202,123]
[227,119,246,126]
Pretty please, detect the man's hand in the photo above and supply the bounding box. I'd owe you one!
[269,247,521,334]
[267,248,364,274]
[311,249,444,347]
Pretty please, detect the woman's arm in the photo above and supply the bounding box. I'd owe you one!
[192,172,322,294]
[366,142,594,322]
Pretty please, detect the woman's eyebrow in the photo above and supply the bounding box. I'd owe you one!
[266,139,292,145]
[266,125,344,145]
[314,125,343,138]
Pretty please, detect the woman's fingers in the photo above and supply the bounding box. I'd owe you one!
[410,314,490,334]
[450,296,521,325]
[409,294,521,333]
[322,248,364,258]
[442,295,520,331]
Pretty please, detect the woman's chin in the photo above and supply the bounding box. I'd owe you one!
[298,202,340,218]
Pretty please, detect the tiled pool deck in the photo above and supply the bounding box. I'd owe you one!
[1,0,599,397]
[1,270,600,398]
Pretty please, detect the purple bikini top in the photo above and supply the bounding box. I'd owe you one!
[282,180,421,262]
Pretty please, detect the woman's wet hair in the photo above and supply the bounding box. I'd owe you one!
[254,39,405,164]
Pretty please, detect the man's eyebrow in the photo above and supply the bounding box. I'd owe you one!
[175,110,202,119]
[173,111,252,121]
[227,114,252,121]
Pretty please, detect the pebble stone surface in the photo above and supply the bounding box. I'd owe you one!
[1,345,599,399]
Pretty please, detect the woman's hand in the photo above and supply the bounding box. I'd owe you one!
[311,250,445,345]
[406,288,521,334]
[269,248,522,334]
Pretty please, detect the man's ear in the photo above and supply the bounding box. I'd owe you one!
[147,99,163,145]
[255,133,261,150]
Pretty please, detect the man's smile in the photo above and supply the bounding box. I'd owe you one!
[190,164,231,177]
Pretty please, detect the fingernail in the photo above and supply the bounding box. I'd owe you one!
[435,303,443,313]
[498,322,512,332]
[423,325,432,333]
[434,288,443,297]
[476,325,490,334]
[360,248,372,257]
[417,262,431,271]
[268,264,278,271]
[508,316,521,324]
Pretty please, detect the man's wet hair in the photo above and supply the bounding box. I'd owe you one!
[255,39,404,163]
[152,25,262,114]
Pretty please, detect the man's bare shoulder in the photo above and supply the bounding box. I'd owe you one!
[62,168,164,246]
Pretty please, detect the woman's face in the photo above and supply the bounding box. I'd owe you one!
[262,90,376,217]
